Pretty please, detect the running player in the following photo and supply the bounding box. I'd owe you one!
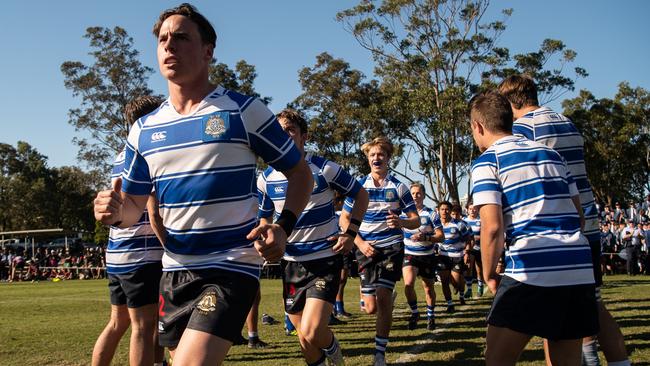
[92,96,165,366]
[463,203,484,298]
[469,91,598,365]
[401,182,443,331]
[340,137,420,366]
[437,202,472,313]
[93,4,313,365]
[499,74,629,366]
[257,109,369,366]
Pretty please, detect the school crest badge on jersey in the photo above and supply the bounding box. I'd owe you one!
[385,190,396,201]
[202,112,230,141]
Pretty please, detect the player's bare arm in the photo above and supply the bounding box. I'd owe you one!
[478,203,505,295]
[93,177,149,228]
[332,187,369,254]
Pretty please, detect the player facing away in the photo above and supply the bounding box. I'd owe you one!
[499,74,630,366]
[463,203,484,298]
[93,4,314,365]
[92,96,165,366]
[257,109,369,366]
[340,137,420,366]
[401,182,444,331]
[469,91,598,366]
[436,202,472,313]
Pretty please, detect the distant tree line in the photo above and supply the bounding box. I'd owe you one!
[5,0,643,241]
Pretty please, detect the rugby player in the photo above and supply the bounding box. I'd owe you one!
[340,137,419,366]
[463,203,484,298]
[93,4,313,365]
[499,74,630,366]
[469,91,598,365]
[257,108,369,366]
[437,202,472,313]
[401,182,443,330]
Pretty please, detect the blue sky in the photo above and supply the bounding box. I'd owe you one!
[1,0,649,179]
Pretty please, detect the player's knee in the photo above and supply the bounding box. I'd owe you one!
[364,301,377,314]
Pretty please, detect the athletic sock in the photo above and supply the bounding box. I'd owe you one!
[248,331,258,339]
[408,300,419,314]
[447,299,453,306]
[426,305,434,319]
[465,277,473,287]
[323,336,340,356]
[581,339,599,366]
[307,353,326,366]
[335,300,344,313]
[375,335,388,356]
[360,299,365,308]
[284,312,295,331]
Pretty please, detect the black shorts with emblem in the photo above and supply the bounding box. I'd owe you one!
[403,254,437,280]
[356,242,404,295]
[487,275,599,340]
[108,262,162,308]
[157,268,259,347]
[437,255,466,273]
[282,255,343,314]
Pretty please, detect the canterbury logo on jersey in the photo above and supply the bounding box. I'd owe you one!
[274,186,285,193]
[151,131,167,142]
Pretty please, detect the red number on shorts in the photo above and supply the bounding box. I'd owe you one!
[158,294,166,317]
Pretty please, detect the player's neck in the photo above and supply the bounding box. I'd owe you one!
[415,203,424,211]
[370,171,387,186]
[168,79,215,115]
[440,216,451,224]
[513,105,540,120]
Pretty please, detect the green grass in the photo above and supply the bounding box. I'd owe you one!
[1,275,649,365]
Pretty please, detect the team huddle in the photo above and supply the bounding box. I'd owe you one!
[92,3,632,366]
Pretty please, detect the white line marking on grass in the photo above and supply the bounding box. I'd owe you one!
[392,305,465,365]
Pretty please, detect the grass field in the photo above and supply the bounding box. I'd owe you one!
[1,275,649,365]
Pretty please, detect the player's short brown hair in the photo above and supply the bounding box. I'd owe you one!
[276,109,308,135]
[468,91,513,134]
[498,74,539,109]
[153,3,217,47]
[124,95,163,125]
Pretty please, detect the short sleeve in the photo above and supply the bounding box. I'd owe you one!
[398,183,416,213]
[242,98,301,172]
[471,151,502,207]
[122,123,153,196]
[322,160,362,198]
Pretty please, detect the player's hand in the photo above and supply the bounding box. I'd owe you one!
[463,252,470,265]
[486,276,500,295]
[94,178,124,225]
[357,240,377,258]
[411,231,425,241]
[330,233,354,255]
[386,212,401,229]
[247,223,287,263]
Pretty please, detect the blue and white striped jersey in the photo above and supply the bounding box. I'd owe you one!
[471,135,594,287]
[343,175,416,248]
[402,206,442,256]
[513,107,599,244]
[107,149,163,274]
[121,86,301,279]
[257,153,362,262]
[439,219,471,258]
[464,216,481,251]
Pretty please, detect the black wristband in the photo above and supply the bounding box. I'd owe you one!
[350,218,362,227]
[344,228,358,239]
[276,209,298,237]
